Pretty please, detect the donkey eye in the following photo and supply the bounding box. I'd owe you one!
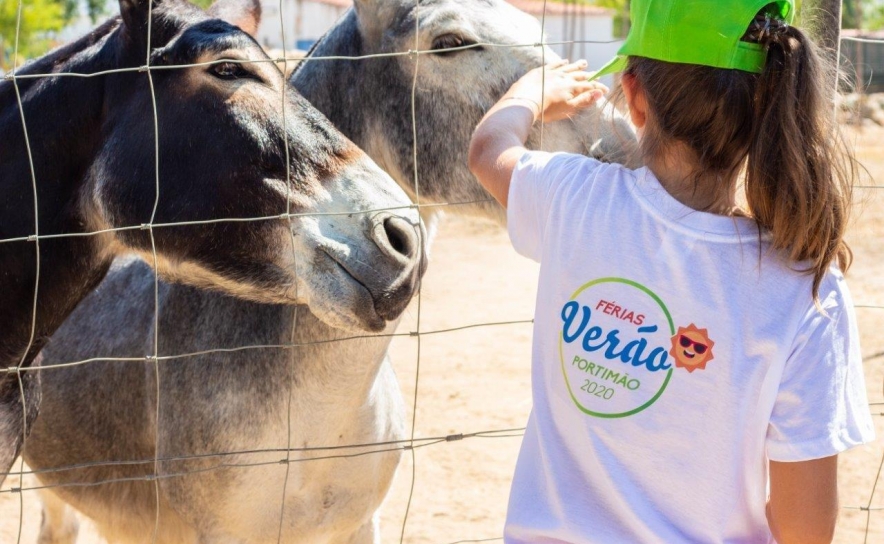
[210,61,252,80]
[430,34,478,55]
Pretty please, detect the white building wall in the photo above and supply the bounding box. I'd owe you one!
[53,0,616,65]
[542,14,619,80]
[257,0,347,51]
[255,0,617,66]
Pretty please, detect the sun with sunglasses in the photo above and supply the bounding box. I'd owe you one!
[669,324,715,372]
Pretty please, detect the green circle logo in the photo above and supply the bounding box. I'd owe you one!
[559,277,675,418]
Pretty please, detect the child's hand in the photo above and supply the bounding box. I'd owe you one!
[503,60,608,123]
[469,59,607,208]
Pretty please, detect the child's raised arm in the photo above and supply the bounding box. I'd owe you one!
[467,60,606,208]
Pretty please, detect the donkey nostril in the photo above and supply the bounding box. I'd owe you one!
[383,217,415,258]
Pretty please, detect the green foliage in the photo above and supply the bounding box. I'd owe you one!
[85,0,105,22]
[0,0,68,70]
[590,0,630,38]
[0,0,118,70]
[860,1,884,31]
[592,0,627,8]
[843,0,861,28]
[835,0,884,31]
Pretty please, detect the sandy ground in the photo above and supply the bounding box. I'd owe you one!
[2,129,884,543]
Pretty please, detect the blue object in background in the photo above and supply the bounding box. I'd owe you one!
[296,39,316,51]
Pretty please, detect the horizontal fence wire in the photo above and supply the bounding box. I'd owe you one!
[3,5,884,544]
[1,39,623,80]
[1,37,884,239]
[842,36,884,44]
[3,34,884,82]
[0,427,526,493]
[1,428,527,480]
[0,318,534,375]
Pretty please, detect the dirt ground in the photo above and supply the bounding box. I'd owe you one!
[2,128,884,543]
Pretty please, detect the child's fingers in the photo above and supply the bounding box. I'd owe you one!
[569,80,609,96]
[567,71,597,83]
[546,59,570,70]
[568,74,609,92]
[555,59,589,73]
[566,89,606,109]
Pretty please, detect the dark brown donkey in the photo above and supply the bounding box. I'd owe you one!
[0,0,424,486]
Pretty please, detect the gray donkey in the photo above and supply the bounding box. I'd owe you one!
[24,1,638,543]
[293,0,637,228]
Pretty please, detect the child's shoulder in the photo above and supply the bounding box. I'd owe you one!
[815,264,852,313]
[516,150,639,197]
[761,261,852,332]
[519,150,637,176]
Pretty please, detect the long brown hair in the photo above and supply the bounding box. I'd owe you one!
[623,9,856,299]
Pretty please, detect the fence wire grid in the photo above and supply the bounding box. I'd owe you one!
[2,0,884,543]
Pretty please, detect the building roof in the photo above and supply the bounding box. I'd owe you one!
[506,0,613,16]
[308,0,351,8]
[841,29,884,39]
[306,0,613,17]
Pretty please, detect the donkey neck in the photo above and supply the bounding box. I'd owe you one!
[153,282,399,436]
[0,19,123,369]
[293,308,399,402]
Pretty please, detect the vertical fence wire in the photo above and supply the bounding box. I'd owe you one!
[275,0,302,539]
[399,0,423,540]
[861,450,884,543]
[10,0,41,539]
[143,0,164,539]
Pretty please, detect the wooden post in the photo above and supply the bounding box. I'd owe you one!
[805,0,844,57]
[804,0,844,114]
[856,3,865,126]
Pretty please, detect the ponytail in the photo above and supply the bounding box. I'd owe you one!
[623,10,856,300]
[745,14,855,298]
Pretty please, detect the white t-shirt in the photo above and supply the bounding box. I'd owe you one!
[504,151,875,544]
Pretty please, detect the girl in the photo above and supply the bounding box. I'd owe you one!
[468,1,876,542]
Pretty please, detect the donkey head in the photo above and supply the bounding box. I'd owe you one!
[294,0,637,225]
[89,0,424,332]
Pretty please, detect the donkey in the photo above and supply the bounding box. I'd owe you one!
[292,0,639,227]
[24,1,638,542]
[1,0,423,491]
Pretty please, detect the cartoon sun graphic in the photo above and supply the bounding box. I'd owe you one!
[669,324,715,373]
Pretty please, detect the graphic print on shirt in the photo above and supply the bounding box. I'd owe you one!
[559,277,713,418]
[669,324,715,372]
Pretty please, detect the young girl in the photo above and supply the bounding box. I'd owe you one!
[468,1,875,542]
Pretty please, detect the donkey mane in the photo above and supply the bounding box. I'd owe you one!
[0,20,117,114]
[0,0,212,108]
[10,18,120,75]
[290,11,366,144]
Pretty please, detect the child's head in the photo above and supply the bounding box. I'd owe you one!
[597,1,855,298]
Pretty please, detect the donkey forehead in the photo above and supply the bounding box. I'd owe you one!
[378,0,539,38]
[163,19,266,60]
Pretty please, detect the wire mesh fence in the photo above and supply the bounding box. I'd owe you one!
[1,0,884,543]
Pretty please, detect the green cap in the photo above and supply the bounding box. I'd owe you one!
[589,0,795,81]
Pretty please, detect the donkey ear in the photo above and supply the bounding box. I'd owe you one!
[208,0,262,37]
[119,0,159,39]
